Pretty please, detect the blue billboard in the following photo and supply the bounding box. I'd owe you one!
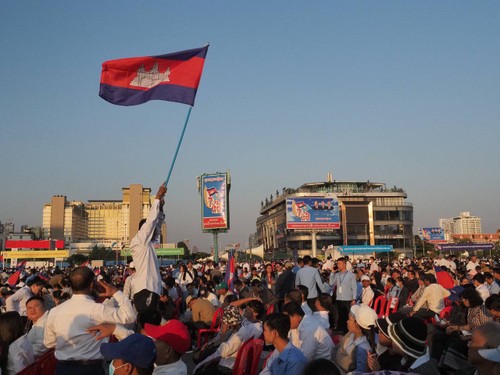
[201,173,229,230]
[420,227,445,242]
[286,197,340,230]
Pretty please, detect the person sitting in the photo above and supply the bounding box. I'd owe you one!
[473,273,491,302]
[144,319,191,374]
[233,279,251,300]
[467,321,500,375]
[332,304,377,373]
[359,275,375,307]
[100,333,156,375]
[313,293,333,330]
[250,279,278,311]
[259,312,307,375]
[0,311,35,374]
[388,317,440,375]
[215,282,233,306]
[296,284,313,316]
[25,295,49,359]
[485,294,500,322]
[408,274,451,319]
[367,313,405,371]
[484,272,500,295]
[283,302,334,361]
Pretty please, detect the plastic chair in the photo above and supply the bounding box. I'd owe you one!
[172,297,183,319]
[384,297,399,317]
[266,304,275,315]
[233,339,264,375]
[197,307,224,348]
[17,348,57,375]
[431,306,454,325]
[372,296,387,318]
[331,334,342,345]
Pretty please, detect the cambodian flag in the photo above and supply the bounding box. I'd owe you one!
[225,250,236,292]
[99,45,209,106]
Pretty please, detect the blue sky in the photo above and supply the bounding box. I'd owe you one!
[1,1,499,251]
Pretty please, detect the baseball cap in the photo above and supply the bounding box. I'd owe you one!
[215,281,228,290]
[478,345,500,363]
[100,333,156,368]
[360,275,371,282]
[350,304,377,330]
[144,319,191,354]
[185,296,194,306]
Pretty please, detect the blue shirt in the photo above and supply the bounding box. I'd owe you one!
[268,342,306,375]
[331,270,357,301]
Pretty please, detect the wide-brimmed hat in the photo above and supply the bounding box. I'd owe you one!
[376,312,405,338]
[388,317,427,359]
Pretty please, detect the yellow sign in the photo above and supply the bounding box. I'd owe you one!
[2,250,70,259]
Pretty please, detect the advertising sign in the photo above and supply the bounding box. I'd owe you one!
[339,245,393,253]
[436,243,494,252]
[201,173,230,230]
[286,197,340,230]
[420,227,445,242]
[121,248,184,257]
[3,250,70,259]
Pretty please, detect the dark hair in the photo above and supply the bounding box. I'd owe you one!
[0,312,25,373]
[282,302,305,317]
[264,313,290,340]
[26,295,46,307]
[234,279,243,287]
[317,293,333,311]
[250,279,262,288]
[303,358,341,375]
[473,273,485,284]
[52,290,70,304]
[27,276,45,287]
[224,294,238,305]
[70,266,95,292]
[485,294,500,311]
[386,277,395,285]
[138,218,147,230]
[462,288,484,308]
[484,272,493,280]
[296,284,309,300]
[303,255,312,264]
[137,310,162,331]
[247,300,266,321]
[285,289,302,305]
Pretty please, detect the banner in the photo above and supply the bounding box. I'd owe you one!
[286,197,339,230]
[201,173,230,230]
[420,227,445,242]
[3,250,70,259]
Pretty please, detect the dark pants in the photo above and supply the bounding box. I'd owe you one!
[133,289,160,313]
[56,362,105,375]
[185,320,211,346]
[336,300,352,333]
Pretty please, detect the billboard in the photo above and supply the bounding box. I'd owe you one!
[436,243,494,252]
[3,250,70,259]
[420,227,445,242]
[339,245,393,253]
[286,197,340,230]
[201,173,230,230]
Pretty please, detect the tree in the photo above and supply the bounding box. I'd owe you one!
[177,241,189,258]
[89,245,114,261]
[67,254,88,267]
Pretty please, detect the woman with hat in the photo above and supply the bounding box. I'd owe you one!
[332,304,377,373]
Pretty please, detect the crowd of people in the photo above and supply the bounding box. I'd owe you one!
[1,186,499,375]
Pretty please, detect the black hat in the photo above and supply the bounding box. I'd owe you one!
[376,312,405,338]
[388,317,427,359]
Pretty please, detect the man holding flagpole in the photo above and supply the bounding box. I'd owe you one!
[129,184,166,313]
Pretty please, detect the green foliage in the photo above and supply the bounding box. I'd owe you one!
[89,245,115,261]
[67,253,88,267]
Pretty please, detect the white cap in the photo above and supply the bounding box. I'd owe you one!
[128,261,135,269]
[361,275,371,282]
[350,304,378,330]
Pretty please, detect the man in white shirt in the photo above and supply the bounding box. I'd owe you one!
[472,273,491,302]
[484,272,500,295]
[44,266,136,375]
[6,276,45,316]
[26,296,49,359]
[283,302,334,360]
[130,184,166,313]
[466,255,480,277]
[369,257,379,274]
[122,262,138,301]
[359,275,375,306]
[409,274,451,319]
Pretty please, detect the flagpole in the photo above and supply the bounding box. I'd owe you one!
[164,106,193,187]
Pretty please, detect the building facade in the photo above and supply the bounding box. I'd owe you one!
[42,184,164,247]
[256,180,413,256]
[440,211,482,239]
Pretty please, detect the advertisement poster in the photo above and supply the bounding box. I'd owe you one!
[421,227,445,242]
[201,173,229,230]
[286,197,340,230]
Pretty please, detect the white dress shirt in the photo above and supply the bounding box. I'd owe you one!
[413,283,451,314]
[5,286,32,316]
[8,334,35,374]
[27,311,49,358]
[130,199,164,296]
[44,291,136,360]
[361,286,375,306]
[219,320,263,369]
[123,272,138,300]
[289,315,334,360]
[476,283,490,301]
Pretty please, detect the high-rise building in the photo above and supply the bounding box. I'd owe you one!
[439,211,482,238]
[42,184,165,246]
[42,196,87,242]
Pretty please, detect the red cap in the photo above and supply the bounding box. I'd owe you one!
[144,319,191,354]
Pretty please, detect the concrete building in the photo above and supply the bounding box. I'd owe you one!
[42,184,165,248]
[256,179,413,257]
[440,211,482,239]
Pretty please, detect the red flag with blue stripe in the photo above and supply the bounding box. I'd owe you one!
[99,45,209,106]
[225,250,236,292]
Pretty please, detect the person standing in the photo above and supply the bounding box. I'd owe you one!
[331,257,357,333]
[44,266,136,375]
[130,184,167,312]
[6,276,45,316]
[295,255,325,307]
